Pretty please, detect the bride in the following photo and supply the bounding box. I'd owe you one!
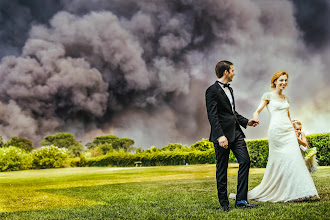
[231,70,319,202]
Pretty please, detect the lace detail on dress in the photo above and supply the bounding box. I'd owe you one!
[261,92,289,103]
[261,92,271,101]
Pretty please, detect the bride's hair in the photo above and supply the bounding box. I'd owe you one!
[270,70,289,89]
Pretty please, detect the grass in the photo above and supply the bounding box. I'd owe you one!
[0,164,329,219]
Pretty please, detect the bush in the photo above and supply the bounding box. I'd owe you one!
[70,154,87,167]
[32,145,68,169]
[88,147,104,157]
[162,143,187,152]
[0,146,33,171]
[190,139,213,151]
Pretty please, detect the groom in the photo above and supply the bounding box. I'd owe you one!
[205,60,258,212]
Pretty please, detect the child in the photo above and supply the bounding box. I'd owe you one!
[292,120,318,173]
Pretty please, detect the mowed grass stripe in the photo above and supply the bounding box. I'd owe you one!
[0,165,329,219]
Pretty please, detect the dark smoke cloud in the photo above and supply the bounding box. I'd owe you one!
[290,0,330,51]
[0,0,329,148]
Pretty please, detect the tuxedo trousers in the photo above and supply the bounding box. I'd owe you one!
[213,127,250,207]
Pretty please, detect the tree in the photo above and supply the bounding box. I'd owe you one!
[91,135,135,153]
[92,135,120,145]
[41,133,80,148]
[5,137,34,152]
[41,132,83,157]
[85,142,95,149]
[0,136,4,148]
[112,138,135,151]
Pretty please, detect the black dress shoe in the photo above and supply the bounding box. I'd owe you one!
[235,200,258,208]
[222,205,230,212]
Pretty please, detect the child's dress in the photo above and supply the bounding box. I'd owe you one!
[299,133,318,173]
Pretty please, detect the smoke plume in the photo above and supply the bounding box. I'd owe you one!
[0,0,329,148]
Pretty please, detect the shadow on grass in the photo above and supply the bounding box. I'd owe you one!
[1,174,329,220]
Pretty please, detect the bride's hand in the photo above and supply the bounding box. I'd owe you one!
[248,119,259,127]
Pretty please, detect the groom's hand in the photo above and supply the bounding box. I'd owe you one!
[248,119,259,127]
[218,136,228,149]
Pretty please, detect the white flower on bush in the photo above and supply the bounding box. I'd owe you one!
[0,146,33,171]
[31,145,68,169]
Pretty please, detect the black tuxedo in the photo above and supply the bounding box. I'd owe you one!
[205,81,251,207]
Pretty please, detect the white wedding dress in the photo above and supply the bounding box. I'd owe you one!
[230,92,319,202]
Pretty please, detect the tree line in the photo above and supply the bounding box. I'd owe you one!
[0,133,135,158]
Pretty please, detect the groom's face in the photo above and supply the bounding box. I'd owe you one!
[226,65,235,82]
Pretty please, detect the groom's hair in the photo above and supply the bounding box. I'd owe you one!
[215,60,233,78]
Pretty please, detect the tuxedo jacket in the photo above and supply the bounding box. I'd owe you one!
[205,81,249,143]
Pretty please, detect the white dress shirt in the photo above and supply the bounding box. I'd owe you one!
[217,80,234,112]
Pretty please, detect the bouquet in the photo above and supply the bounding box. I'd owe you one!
[304,147,317,161]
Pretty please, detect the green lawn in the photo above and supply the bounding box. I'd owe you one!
[0,164,329,219]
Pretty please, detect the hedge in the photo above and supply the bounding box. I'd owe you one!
[86,133,329,168]
[307,133,330,166]
[246,133,330,167]
[86,150,217,167]
[246,138,269,168]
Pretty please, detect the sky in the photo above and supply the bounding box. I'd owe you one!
[0,0,329,149]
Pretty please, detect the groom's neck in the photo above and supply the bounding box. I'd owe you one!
[218,78,229,84]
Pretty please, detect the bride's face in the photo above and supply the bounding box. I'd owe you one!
[275,75,288,90]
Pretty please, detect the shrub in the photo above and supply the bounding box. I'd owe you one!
[162,143,186,151]
[0,146,33,171]
[190,139,213,151]
[32,145,68,169]
[88,147,104,157]
[70,154,87,167]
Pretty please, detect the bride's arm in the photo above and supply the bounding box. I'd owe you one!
[288,110,292,123]
[253,100,268,122]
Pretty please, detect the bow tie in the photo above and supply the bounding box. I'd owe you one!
[218,81,230,88]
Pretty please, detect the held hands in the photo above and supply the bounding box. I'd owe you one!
[248,118,259,127]
[218,136,228,149]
